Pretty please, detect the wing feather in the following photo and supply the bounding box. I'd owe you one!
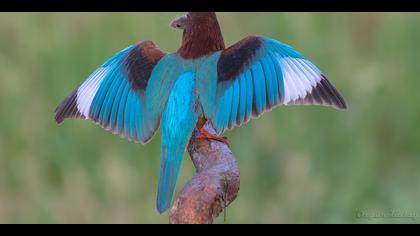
[208,36,347,133]
[54,41,171,143]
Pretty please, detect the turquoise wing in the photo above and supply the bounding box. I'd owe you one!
[204,36,347,133]
[54,40,177,143]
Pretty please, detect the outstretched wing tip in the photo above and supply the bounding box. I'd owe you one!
[54,116,63,125]
[53,87,86,125]
[290,76,348,112]
[319,75,348,111]
[335,97,348,111]
[53,107,63,124]
[54,114,65,125]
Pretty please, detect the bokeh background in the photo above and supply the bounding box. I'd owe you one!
[0,12,419,223]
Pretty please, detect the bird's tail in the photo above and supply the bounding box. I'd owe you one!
[156,111,199,214]
[155,71,199,213]
[156,141,189,213]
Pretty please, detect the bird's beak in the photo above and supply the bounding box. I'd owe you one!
[170,15,188,30]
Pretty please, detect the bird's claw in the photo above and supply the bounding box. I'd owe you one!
[196,127,228,145]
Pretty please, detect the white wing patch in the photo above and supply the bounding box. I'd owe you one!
[277,57,322,105]
[76,67,110,118]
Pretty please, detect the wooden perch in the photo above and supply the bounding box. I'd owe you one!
[169,122,240,224]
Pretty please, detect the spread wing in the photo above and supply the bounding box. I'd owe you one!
[207,36,347,133]
[54,40,172,143]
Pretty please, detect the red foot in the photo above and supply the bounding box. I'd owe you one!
[196,127,228,145]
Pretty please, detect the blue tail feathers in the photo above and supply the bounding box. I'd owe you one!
[156,72,199,213]
[156,144,187,213]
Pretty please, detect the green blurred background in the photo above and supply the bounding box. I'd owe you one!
[0,12,419,223]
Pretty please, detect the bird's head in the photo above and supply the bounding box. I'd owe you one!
[172,12,225,59]
[170,12,218,30]
[170,14,188,30]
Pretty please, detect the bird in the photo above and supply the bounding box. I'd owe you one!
[54,12,347,214]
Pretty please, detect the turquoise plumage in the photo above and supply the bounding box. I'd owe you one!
[202,37,347,134]
[157,71,199,212]
[54,12,347,214]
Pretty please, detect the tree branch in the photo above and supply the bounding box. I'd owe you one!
[169,122,240,224]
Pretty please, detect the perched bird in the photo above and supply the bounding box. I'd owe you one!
[54,12,347,214]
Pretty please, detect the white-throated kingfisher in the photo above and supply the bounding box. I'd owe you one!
[55,12,347,213]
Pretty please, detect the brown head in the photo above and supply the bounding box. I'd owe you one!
[171,12,225,59]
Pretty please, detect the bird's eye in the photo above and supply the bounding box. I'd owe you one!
[176,24,181,28]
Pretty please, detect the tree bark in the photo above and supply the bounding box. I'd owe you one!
[169,122,240,224]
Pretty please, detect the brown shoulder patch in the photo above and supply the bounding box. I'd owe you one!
[124,41,167,92]
[217,36,262,82]
[139,40,167,61]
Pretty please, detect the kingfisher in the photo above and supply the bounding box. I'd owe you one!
[54,12,347,214]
